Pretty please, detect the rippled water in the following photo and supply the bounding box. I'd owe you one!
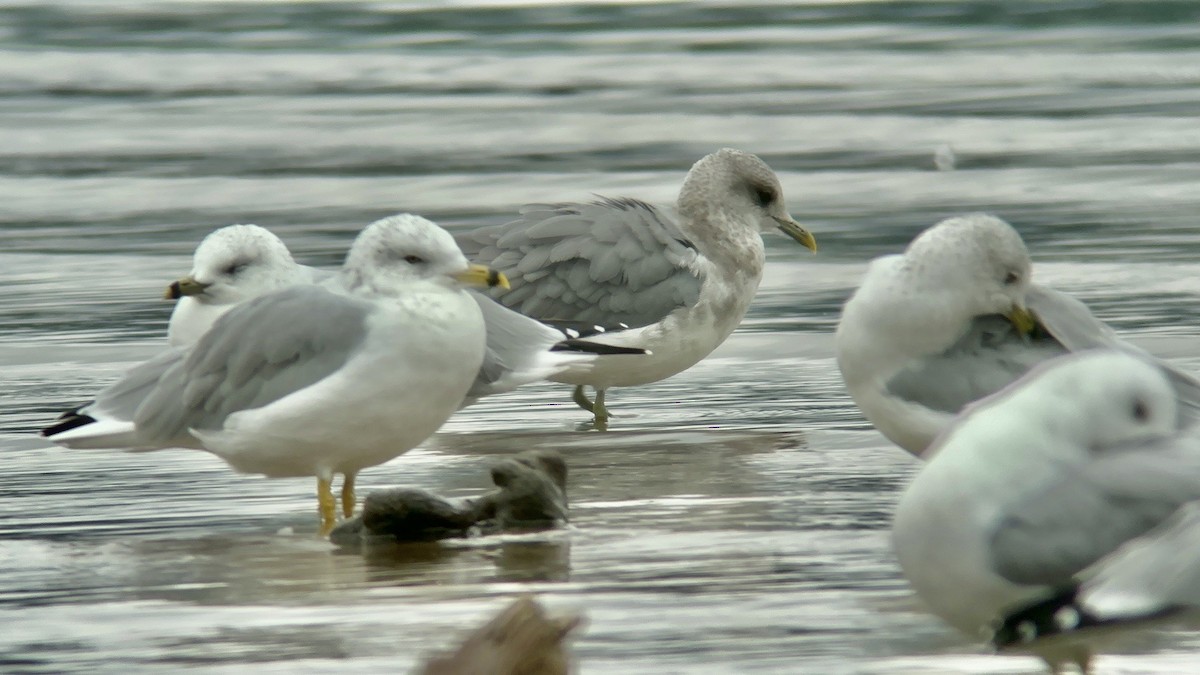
[4,1,1200,673]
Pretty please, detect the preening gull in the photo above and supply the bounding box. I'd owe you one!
[893,350,1200,673]
[45,214,506,535]
[457,148,818,425]
[835,213,1200,456]
[165,224,323,347]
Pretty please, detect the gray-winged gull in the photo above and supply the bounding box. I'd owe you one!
[836,213,1200,456]
[894,350,1200,673]
[160,221,643,406]
[457,148,817,425]
[45,214,506,535]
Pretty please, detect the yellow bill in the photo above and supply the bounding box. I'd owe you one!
[1006,304,1038,336]
[164,276,211,300]
[454,263,510,290]
[772,216,818,253]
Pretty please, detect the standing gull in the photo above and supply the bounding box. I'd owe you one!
[835,213,1200,456]
[162,223,637,402]
[457,148,817,424]
[165,224,323,347]
[45,214,506,535]
[894,350,1200,673]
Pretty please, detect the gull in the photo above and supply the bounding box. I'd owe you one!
[165,224,323,347]
[44,214,507,535]
[835,213,1200,456]
[457,148,818,425]
[894,350,1200,673]
[130,222,641,419]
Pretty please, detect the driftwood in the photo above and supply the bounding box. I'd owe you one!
[418,595,583,675]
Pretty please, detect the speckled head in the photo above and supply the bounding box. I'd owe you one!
[904,213,1033,321]
[678,148,816,251]
[168,224,298,304]
[343,213,507,294]
[997,350,1177,454]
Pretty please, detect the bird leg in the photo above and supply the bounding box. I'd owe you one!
[571,385,595,413]
[571,385,611,425]
[592,388,610,422]
[317,476,337,537]
[341,472,357,518]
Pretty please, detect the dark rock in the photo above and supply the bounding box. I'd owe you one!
[467,450,568,532]
[331,450,569,546]
[330,488,473,545]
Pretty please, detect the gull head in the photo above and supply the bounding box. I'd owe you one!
[1006,351,1177,454]
[343,213,508,294]
[906,214,1034,328]
[166,224,297,304]
[680,148,816,252]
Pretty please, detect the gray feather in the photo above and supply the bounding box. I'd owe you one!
[457,197,703,329]
[134,286,370,442]
[886,314,1068,414]
[1081,501,1200,617]
[86,348,187,422]
[989,437,1200,586]
[1029,285,1200,423]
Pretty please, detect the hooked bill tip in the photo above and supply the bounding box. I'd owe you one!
[488,268,511,289]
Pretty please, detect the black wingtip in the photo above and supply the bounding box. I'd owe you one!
[551,339,647,356]
[992,585,1179,649]
[41,412,97,438]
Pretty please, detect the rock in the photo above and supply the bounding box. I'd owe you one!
[329,488,473,546]
[467,450,569,532]
[331,450,569,545]
[417,595,582,675]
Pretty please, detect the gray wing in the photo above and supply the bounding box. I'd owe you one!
[41,348,187,441]
[887,284,1200,417]
[463,291,647,402]
[89,348,186,421]
[1081,500,1200,616]
[466,290,568,400]
[988,436,1200,586]
[457,197,703,329]
[885,315,1068,414]
[134,286,370,442]
[1025,285,1121,351]
[1030,285,1200,423]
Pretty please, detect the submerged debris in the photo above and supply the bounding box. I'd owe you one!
[417,594,583,675]
[330,450,568,546]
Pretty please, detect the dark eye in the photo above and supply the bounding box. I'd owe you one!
[223,262,248,276]
[752,185,776,208]
[1003,271,1020,286]
[403,255,425,264]
[1132,399,1149,422]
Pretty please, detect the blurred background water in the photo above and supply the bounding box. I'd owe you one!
[3,1,1200,672]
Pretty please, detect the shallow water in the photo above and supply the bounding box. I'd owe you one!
[4,1,1200,673]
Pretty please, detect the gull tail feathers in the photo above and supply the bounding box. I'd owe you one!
[42,415,145,450]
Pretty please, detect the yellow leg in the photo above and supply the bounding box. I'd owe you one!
[573,385,611,427]
[341,472,357,518]
[317,476,337,537]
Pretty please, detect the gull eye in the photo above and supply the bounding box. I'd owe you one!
[1132,399,1149,422]
[403,255,425,265]
[223,262,248,276]
[752,186,776,208]
[1003,271,1020,286]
